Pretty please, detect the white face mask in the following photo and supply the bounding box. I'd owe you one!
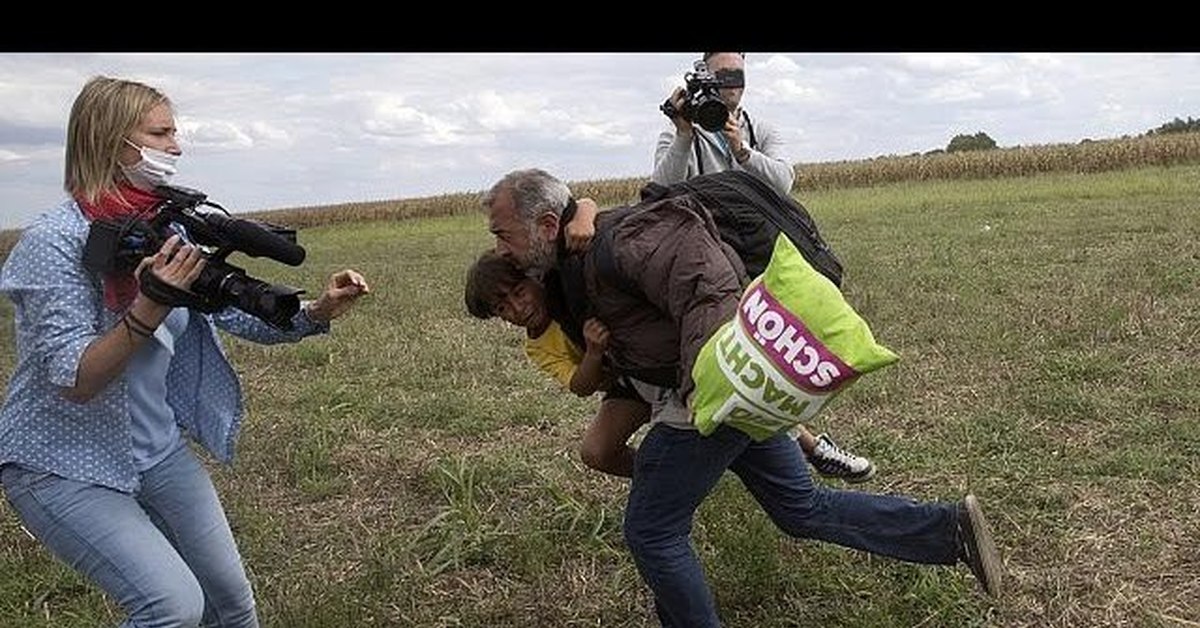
[120,138,179,191]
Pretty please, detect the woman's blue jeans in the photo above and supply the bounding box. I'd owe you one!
[1,444,258,628]
[623,423,961,628]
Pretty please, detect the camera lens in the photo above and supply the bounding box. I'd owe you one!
[693,100,729,133]
[224,273,302,330]
[196,260,303,330]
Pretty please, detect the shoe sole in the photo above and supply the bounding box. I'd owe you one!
[841,465,876,483]
[964,494,1003,598]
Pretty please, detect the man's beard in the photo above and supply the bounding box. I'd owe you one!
[523,234,556,276]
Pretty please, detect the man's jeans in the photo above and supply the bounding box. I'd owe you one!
[623,423,960,628]
[1,444,258,628]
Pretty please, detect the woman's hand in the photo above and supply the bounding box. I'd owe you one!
[137,234,206,293]
[129,234,205,318]
[304,269,370,323]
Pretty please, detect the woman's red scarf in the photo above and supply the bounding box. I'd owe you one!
[77,184,163,312]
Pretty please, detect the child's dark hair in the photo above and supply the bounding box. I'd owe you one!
[464,249,526,319]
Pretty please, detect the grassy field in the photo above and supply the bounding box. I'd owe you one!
[0,165,1197,627]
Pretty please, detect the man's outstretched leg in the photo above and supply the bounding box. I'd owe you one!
[729,432,1003,596]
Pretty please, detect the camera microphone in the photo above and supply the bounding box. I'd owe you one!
[150,184,305,266]
[204,213,307,267]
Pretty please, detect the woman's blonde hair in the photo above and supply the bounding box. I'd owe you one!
[64,76,171,204]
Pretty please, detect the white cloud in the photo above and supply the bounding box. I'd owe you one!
[248,121,292,145]
[757,78,822,105]
[565,122,633,147]
[923,80,984,104]
[380,152,462,174]
[0,63,86,127]
[470,90,550,132]
[0,52,1195,229]
[0,145,59,164]
[898,53,986,73]
[361,94,423,131]
[756,55,801,73]
[359,93,473,146]
[1016,53,1065,69]
[181,118,254,150]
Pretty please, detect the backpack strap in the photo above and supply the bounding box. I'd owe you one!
[542,268,585,350]
[588,204,641,298]
[690,110,756,176]
[552,199,643,361]
[553,198,592,349]
[555,201,682,389]
[742,109,757,150]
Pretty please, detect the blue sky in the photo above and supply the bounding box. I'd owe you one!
[1,52,1196,229]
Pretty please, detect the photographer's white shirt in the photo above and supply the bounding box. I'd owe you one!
[651,108,796,196]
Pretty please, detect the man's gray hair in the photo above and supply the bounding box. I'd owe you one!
[482,168,571,224]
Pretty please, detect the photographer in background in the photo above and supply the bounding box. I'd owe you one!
[652,52,796,196]
[0,75,369,627]
[652,53,875,483]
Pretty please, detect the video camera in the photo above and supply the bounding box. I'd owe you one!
[83,184,308,330]
[659,60,731,133]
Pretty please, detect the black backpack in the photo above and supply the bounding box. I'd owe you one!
[637,170,842,285]
[550,170,844,387]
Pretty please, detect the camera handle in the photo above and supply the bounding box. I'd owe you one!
[137,266,222,313]
[660,96,680,121]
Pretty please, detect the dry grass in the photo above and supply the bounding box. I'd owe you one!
[0,159,1197,627]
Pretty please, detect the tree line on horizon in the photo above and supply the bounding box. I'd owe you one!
[931,115,1200,156]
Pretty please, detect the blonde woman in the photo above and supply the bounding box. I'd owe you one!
[0,75,369,627]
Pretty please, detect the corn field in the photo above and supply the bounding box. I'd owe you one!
[794,132,1200,190]
[2,132,1198,261]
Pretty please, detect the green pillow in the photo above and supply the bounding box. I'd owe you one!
[691,233,899,440]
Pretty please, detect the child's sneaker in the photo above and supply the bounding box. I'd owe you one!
[808,433,876,482]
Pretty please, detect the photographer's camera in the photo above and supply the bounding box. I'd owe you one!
[660,60,730,133]
[83,185,308,330]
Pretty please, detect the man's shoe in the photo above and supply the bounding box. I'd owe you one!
[958,494,1003,598]
[807,433,876,483]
